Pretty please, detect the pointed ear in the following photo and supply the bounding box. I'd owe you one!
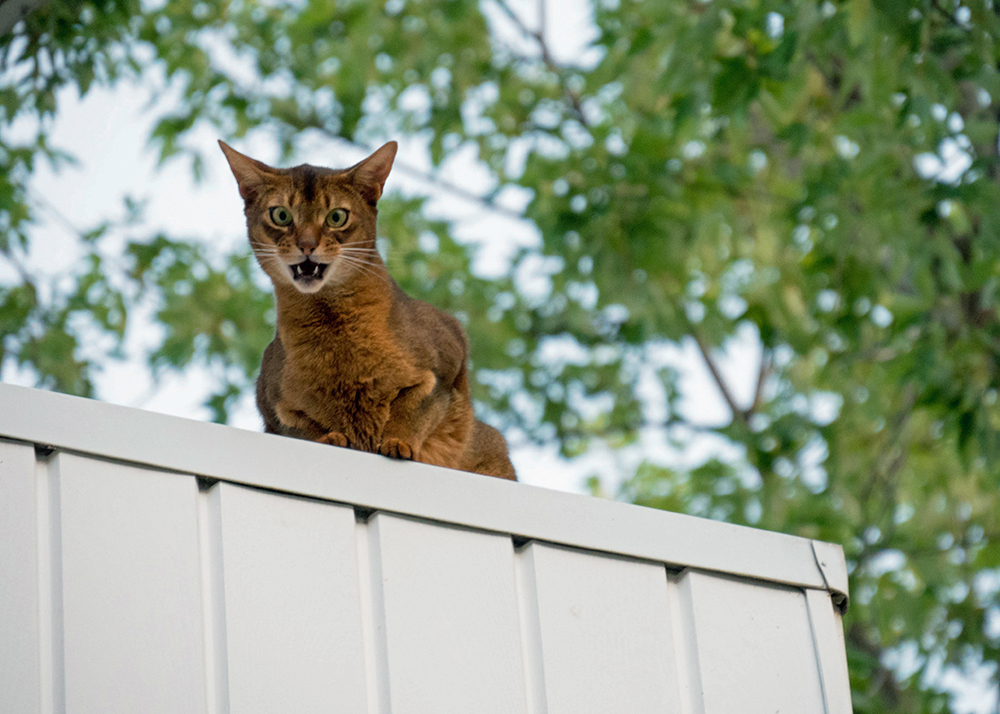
[348,141,397,204]
[218,140,279,202]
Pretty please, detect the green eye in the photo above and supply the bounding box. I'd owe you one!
[269,206,293,226]
[326,208,349,228]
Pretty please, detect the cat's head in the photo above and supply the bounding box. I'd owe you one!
[219,141,397,294]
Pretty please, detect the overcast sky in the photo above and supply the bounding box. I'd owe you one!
[4,3,998,710]
[4,0,767,495]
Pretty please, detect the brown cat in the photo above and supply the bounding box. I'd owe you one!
[219,140,516,480]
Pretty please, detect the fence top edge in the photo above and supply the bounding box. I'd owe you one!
[0,382,849,604]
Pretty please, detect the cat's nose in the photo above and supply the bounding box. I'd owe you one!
[298,227,319,255]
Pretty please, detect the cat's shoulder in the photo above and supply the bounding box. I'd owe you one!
[395,289,462,337]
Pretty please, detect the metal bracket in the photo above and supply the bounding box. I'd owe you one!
[811,540,849,613]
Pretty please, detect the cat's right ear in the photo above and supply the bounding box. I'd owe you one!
[348,141,397,205]
[219,141,278,202]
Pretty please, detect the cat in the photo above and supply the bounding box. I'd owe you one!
[219,140,517,481]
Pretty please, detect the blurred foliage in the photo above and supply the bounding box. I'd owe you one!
[3,0,1000,710]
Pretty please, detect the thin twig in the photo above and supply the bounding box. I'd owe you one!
[858,385,915,505]
[492,0,544,56]
[0,246,34,286]
[316,129,527,221]
[491,0,591,127]
[32,194,83,237]
[929,0,964,27]
[846,624,905,709]
[219,74,529,222]
[749,348,770,416]
[506,413,724,449]
[538,0,547,52]
[691,331,748,427]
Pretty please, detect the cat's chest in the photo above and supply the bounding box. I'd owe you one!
[284,325,406,386]
[279,327,414,443]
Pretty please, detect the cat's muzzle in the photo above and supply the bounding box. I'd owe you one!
[290,258,329,284]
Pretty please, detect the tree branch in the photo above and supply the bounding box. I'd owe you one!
[0,246,34,287]
[846,623,914,710]
[316,129,527,221]
[537,0,547,52]
[506,413,725,449]
[929,0,965,27]
[490,0,591,127]
[218,75,530,222]
[691,331,749,427]
[858,384,915,509]
[750,347,770,416]
[491,0,547,60]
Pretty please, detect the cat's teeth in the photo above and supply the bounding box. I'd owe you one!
[290,259,328,283]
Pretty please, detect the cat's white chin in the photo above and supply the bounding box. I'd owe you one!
[287,272,330,293]
[290,277,328,293]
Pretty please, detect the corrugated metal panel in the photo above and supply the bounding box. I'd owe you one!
[0,440,42,714]
[677,570,826,713]
[516,542,681,713]
[211,483,368,714]
[0,383,848,602]
[368,514,528,714]
[55,453,208,714]
[0,385,853,713]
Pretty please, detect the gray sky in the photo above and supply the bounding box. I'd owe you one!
[4,0,767,496]
[3,3,997,708]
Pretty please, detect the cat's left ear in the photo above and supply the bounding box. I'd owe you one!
[348,141,397,204]
[219,140,280,202]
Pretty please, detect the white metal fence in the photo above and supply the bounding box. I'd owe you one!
[0,383,852,713]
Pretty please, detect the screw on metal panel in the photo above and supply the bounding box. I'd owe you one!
[832,592,848,613]
[354,506,376,523]
[34,444,57,459]
[812,539,850,613]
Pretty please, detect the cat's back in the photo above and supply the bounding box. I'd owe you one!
[256,335,287,433]
[388,283,467,373]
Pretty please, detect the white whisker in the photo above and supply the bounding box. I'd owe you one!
[338,247,401,267]
[337,255,385,276]
[249,242,402,287]
[339,250,383,258]
[339,250,385,259]
[337,255,392,285]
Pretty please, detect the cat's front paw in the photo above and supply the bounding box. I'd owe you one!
[379,438,417,460]
[317,431,349,448]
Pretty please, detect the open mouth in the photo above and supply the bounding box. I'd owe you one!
[290,258,329,283]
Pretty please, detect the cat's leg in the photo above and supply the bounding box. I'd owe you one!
[416,391,475,469]
[459,420,517,480]
[274,401,348,446]
[316,431,349,447]
[256,338,286,433]
[379,371,449,460]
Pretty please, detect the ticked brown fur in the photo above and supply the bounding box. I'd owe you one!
[220,140,516,480]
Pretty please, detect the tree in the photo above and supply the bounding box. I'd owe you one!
[3,0,1000,710]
